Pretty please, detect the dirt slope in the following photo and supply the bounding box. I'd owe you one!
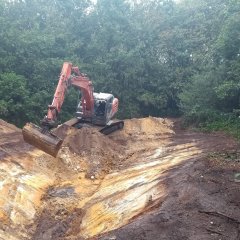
[0,117,239,240]
[99,128,240,240]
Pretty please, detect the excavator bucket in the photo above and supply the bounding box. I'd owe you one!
[22,123,63,157]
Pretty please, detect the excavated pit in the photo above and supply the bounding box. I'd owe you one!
[0,117,239,240]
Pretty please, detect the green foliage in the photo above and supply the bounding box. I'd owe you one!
[182,108,240,140]
[202,116,240,140]
[178,0,240,139]
[0,73,29,126]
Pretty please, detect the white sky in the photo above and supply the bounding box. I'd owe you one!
[91,0,182,4]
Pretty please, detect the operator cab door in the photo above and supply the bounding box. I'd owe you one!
[93,93,115,125]
[93,99,107,125]
[95,100,106,117]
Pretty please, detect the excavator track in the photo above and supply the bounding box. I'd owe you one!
[99,120,124,135]
[69,118,124,135]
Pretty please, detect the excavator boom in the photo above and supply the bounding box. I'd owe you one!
[22,62,95,157]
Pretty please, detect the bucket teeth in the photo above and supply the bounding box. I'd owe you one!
[22,123,63,157]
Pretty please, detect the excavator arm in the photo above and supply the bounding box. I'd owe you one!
[42,62,94,128]
[22,62,95,157]
[40,62,72,129]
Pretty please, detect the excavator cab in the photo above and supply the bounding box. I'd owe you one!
[92,93,116,126]
[76,92,116,126]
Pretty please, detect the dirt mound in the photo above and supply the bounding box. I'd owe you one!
[54,117,173,178]
[62,127,122,155]
[123,117,173,136]
[108,117,174,149]
[56,126,125,178]
[53,124,74,139]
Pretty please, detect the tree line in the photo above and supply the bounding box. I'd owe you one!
[0,0,239,136]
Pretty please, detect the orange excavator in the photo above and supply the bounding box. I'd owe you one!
[22,62,124,157]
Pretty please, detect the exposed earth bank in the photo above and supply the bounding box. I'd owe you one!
[0,117,239,240]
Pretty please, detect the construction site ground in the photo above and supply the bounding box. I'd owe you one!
[0,117,239,240]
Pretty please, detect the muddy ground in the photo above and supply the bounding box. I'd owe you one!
[0,117,239,240]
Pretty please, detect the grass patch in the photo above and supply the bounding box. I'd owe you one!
[200,117,240,140]
[183,111,240,140]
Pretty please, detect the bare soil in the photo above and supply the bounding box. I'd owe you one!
[96,120,240,240]
[0,117,239,240]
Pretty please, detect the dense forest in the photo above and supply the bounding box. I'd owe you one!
[0,0,239,137]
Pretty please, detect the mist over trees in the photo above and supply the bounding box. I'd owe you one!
[0,0,239,132]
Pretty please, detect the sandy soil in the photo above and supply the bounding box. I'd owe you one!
[0,117,239,240]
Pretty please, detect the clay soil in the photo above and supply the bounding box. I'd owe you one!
[0,117,239,240]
